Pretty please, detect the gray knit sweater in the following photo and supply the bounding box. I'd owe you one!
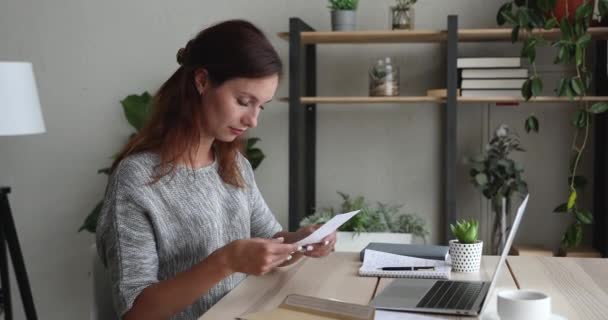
[96,152,282,319]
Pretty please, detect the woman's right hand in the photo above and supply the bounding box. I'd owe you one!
[220,237,298,276]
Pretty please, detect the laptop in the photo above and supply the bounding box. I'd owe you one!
[371,194,529,316]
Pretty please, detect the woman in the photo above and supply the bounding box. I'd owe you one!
[96,20,336,320]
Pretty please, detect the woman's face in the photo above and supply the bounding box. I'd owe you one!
[197,73,279,142]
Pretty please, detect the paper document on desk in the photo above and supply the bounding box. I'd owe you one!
[359,250,450,279]
[295,210,360,246]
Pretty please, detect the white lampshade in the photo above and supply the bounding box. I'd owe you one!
[0,62,46,136]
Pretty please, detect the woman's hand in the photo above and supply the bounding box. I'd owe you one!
[294,225,337,258]
[221,237,298,276]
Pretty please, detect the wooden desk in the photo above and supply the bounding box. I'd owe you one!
[200,253,608,320]
[507,256,608,320]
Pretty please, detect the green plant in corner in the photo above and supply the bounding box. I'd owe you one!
[299,192,429,242]
[496,0,608,249]
[78,92,266,233]
[450,219,479,244]
[327,0,359,10]
[468,124,527,253]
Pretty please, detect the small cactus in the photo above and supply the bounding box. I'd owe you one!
[450,219,479,244]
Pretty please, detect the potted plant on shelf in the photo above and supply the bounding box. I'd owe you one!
[390,0,417,30]
[468,124,528,255]
[300,192,429,252]
[496,0,608,253]
[78,92,266,233]
[449,219,482,273]
[328,0,359,31]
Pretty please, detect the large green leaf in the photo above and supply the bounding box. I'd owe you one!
[121,92,152,131]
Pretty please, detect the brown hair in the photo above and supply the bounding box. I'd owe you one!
[112,20,282,186]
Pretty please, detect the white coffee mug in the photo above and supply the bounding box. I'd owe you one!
[497,289,551,320]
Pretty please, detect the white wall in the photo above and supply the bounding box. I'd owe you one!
[0,0,594,318]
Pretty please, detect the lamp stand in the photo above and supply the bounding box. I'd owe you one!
[0,187,37,320]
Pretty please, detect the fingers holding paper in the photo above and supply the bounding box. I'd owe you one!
[302,232,337,258]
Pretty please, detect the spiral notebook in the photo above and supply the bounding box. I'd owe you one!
[359,249,451,279]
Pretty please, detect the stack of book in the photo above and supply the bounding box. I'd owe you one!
[457,57,528,97]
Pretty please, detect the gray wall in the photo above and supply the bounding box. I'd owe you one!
[0,0,594,318]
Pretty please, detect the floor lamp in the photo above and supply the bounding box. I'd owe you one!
[0,62,45,320]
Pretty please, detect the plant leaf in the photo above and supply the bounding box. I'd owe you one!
[600,0,608,18]
[575,2,593,22]
[557,78,568,96]
[571,77,585,95]
[522,78,533,100]
[553,202,569,213]
[497,3,512,26]
[475,173,488,186]
[121,92,152,131]
[576,210,593,224]
[544,16,558,29]
[531,77,543,96]
[572,110,589,128]
[511,25,520,43]
[560,17,573,40]
[590,102,608,114]
[575,44,584,67]
[525,115,539,133]
[79,200,103,233]
[567,190,578,210]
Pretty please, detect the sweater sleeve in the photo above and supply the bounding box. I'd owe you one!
[96,161,159,317]
[238,154,283,238]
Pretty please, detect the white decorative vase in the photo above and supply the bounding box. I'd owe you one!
[449,240,483,273]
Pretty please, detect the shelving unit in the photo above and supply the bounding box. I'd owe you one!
[282,16,608,249]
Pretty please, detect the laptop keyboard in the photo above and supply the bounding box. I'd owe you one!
[416,281,485,310]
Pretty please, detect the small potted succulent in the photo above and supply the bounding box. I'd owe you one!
[328,0,359,31]
[449,219,483,273]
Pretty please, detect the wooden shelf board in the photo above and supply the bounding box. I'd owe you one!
[277,27,608,44]
[278,96,608,104]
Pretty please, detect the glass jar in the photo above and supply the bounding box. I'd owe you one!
[390,6,414,30]
[369,57,400,97]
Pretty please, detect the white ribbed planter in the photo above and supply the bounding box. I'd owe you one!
[335,232,412,252]
[449,240,483,273]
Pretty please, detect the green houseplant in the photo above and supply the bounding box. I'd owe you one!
[78,92,266,233]
[496,0,608,250]
[328,0,359,31]
[449,219,482,272]
[468,124,528,254]
[299,192,429,251]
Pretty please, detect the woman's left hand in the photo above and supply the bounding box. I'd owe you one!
[294,224,337,258]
